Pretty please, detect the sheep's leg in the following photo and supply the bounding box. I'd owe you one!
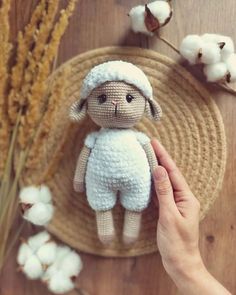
[96,210,115,245]
[123,210,142,245]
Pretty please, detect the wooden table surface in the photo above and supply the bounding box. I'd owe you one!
[1,0,236,294]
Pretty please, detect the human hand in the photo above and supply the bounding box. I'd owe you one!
[151,139,202,274]
[151,139,231,295]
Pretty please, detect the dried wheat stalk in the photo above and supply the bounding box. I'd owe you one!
[0,0,12,179]
[0,0,77,272]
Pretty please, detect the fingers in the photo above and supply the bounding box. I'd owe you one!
[151,139,190,193]
[153,165,180,216]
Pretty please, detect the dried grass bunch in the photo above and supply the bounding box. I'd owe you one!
[0,0,77,271]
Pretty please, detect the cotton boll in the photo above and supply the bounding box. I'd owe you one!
[23,203,54,226]
[42,246,71,281]
[23,255,44,279]
[200,42,221,64]
[28,231,51,251]
[54,245,71,262]
[19,186,40,204]
[48,272,74,294]
[219,37,234,61]
[129,5,152,36]
[147,1,172,26]
[38,185,52,203]
[201,33,220,43]
[42,246,82,281]
[129,1,172,36]
[20,185,54,226]
[61,251,83,277]
[41,245,83,294]
[37,242,57,265]
[179,35,203,64]
[203,62,228,82]
[202,34,234,61]
[226,54,236,82]
[17,243,33,266]
[42,263,57,283]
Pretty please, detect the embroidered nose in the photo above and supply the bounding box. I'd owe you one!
[111,100,119,106]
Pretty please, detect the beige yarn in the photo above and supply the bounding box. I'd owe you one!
[96,210,115,245]
[71,78,160,244]
[70,81,161,128]
[143,142,158,172]
[123,210,142,245]
[74,146,90,186]
[19,47,227,257]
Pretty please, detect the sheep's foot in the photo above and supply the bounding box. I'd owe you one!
[123,210,142,245]
[96,210,115,245]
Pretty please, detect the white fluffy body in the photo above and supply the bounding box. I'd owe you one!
[19,185,54,226]
[42,246,83,294]
[179,35,203,64]
[129,1,172,36]
[203,62,228,82]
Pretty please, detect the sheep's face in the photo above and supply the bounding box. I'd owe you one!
[70,81,162,127]
[86,81,146,128]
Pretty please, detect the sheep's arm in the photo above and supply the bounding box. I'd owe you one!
[73,145,91,193]
[143,142,158,173]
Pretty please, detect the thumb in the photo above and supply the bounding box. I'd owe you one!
[153,166,177,213]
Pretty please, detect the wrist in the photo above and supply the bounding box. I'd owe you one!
[164,250,206,285]
[165,253,231,295]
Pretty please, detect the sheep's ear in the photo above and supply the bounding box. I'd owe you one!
[145,99,162,121]
[69,99,87,122]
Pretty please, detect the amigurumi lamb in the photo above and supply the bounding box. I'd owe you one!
[69,60,162,245]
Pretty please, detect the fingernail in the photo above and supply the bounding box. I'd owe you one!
[153,166,167,181]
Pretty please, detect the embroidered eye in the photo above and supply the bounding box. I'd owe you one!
[97,94,107,104]
[126,94,134,103]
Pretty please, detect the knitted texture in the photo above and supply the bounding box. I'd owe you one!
[24,47,226,257]
[123,210,142,244]
[71,77,160,244]
[96,211,115,244]
[74,146,90,185]
[84,128,151,212]
[143,142,158,172]
[70,81,162,128]
[86,81,151,128]
[80,60,153,100]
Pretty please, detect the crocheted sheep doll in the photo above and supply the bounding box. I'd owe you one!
[69,61,162,245]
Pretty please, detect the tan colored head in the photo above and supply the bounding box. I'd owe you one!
[70,81,162,128]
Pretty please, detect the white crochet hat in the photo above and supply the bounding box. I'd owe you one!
[80,60,153,100]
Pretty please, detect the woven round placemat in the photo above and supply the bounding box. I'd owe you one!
[23,46,227,257]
